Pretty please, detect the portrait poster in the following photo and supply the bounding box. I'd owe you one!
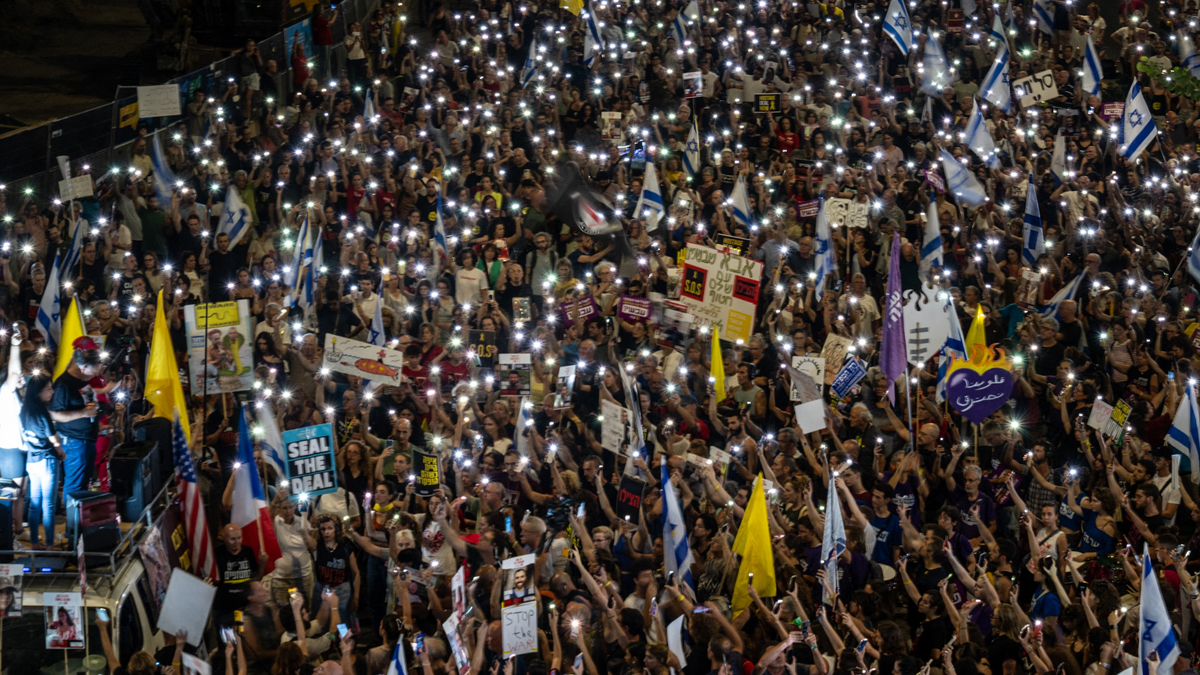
[184,300,254,394]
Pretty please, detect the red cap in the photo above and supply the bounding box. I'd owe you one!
[72,336,100,351]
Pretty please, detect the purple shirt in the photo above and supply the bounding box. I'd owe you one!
[952,487,996,540]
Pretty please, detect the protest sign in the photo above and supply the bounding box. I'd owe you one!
[794,401,826,433]
[797,199,820,218]
[58,175,93,201]
[617,295,653,322]
[713,233,750,254]
[513,297,532,321]
[137,84,181,118]
[830,359,867,399]
[1102,102,1124,119]
[157,569,216,647]
[925,170,945,193]
[45,593,84,649]
[1104,400,1132,440]
[399,87,419,113]
[683,71,703,98]
[184,300,254,393]
[444,613,472,675]
[600,112,622,140]
[601,399,637,455]
[322,333,406,385]
[468,330,497,367]
[0,565,24,618]
[559,294,599,326]
[495,353,531,396]
[284,17,313,62]
[1013,70,1059,108]
[502,598,538,656]
[451,564,467,622]
[553,365,576,408]
[413,447,441,496]
[1088,400,1114,431]
[616,476,646,522]
[819,334,853,385]
[283,423,338,499]
[825,198,870,228]
[680,243,763,344]
[755,93,781,113]
[1017,269,1042,308]
[946,9,963,31]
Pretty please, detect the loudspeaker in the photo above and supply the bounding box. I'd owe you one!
[65,491,119,553]
[109,441,160,522]
[134,417,174,486]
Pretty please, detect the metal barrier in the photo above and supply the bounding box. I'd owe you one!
[0,0,380,198]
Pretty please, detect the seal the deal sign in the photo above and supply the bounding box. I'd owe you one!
[945,344,1015,425]
[680,243,762,344]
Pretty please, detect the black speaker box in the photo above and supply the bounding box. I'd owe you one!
[134,417,174,487]
[109,441,160,522]
[65,491,120,553]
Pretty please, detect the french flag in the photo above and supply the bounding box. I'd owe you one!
[232,405,281,574]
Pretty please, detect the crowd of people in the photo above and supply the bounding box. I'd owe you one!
[6,0,1200,673]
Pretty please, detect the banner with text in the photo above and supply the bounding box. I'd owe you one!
[680,243,763,344]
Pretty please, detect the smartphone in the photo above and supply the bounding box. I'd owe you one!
[221,627,236,643]
[693,607,710,613]
[506,516,513,532]
[288,587,298,596]
[337,623,350,639]
[748,572,754,584]
[577,503,586,519]
[650,597,658,616]
[857,639,868,653]
[789,575,797,592]
[574,654,584,671]
[416,632,426,653]
[96,608,109,622]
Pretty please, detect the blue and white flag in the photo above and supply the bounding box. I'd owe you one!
[151,132,179,208]
[431,181,448,281]
[812,197,837,301]
[255,404,287,480]
[515,398,534,458]
[683,0,700,20]
[60,208,85,282]
[1003,0,1018,36]
[218,184,253,247]
[661,462,696,590]
[1182,31,1200,79]
[521,35,541,88]
[299,228,324,320]
[1188,224,1200,285]
[937,148,989,207]
[919,201,943,277]
[989,14,1006,46]
[1022,173,1044,266]
[683,119,700,177]
[363,89,377,125]
[1032,0,1054,35]
[285,211,312,308]
[669,9,690,48]
[730,175,754,228]
[920,33,951,96]
[1138,545,1182,674]
[33,252,62,351]
[1121,82,1159,161]
[935,297,967,403]
[583,1,604,67]
[883,0,913,56]
[1168,384,1200,484]
[1039,272,1085,319]
[364,276,387,395]
[980,45,1012,113]
[1050,130,1067,186]
[820,474,846,603]
[386,640,408,675]
[635,161,665,231]
[964,98,999,168]
[1082,34,1104,98]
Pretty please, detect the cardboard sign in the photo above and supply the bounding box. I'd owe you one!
[57,175,94,201]
[323,333,406,385]
[137,84,182,118]
[468,329,497,367]
[283,423,338,499]
[1087,400,1114,431]
[184,300,255,394]
[553,365,576,409]
[601,399,638,455]
[825,198,869,228]
[794,400,826,433]
[616,476,647,522]
[617,295,653,322]
[797,199,820,218]
[495,353,531,396]
[413,447,441,496]
[830,358,867,399]
[1013,70,1059,108]
[755,93,781,113]
[679,243,763,344]
[45,593,84,649]
[502,598,539,656]
[713,233,750,254]
[559,294,599,326]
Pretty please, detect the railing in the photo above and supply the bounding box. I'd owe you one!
[0,0,380,200]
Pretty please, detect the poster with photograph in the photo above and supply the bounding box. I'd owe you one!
[683,71,702,98]
[495,353,532,396]
[0,564,23,618]
[45,593,83,649]
[444,613,472,675]
[399,87,419,113]
[450,564,467,621]
[184,300,254,394]
[553,365,576,408]
[1018,269,1041,308]
[600,112,622,141]
[601,399,637,456]
[501,553,537,601]
[512,297,532,322]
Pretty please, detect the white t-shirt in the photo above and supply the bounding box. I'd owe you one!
[273,514,314,578]
[1151,473,1182,525]
[455,267,487,305]
[313,488,362,523]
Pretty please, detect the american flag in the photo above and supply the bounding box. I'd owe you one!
[172,414,216,580]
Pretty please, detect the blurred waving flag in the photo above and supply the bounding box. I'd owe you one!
[1121,82,1158,161]
[980,46,1012,113]
[172,412,217,579]
[683,119,700,178]
[730,175,754,228]
[920,202,943,278]
[146,290,191,442]
[218,183,253,247]
[232,406,281,574]
[1168,383,1200,484]
[938,148,989,207]
[920,34,951,96]
[635,161,665,231]
[53,295,85,380]
[1032,0,1054,35]
[151,132,178,208]
[812,197,837,300]
[935,298,967,403]
[1138,545,1181,674]
[883,0,913,56]
[661,462,695,590]
[583,1,604,66]
[731,475,775,616]
[820,474,846,604]
[964,98,999,168]
[880,232,907,402]
[33,253,62,351]
[1082,35,1104,98]
[1022,173,1044,266]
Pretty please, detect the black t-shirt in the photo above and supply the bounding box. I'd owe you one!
[214,545,258,614]
[208,244,249,294]
[50,372,97,441]
[913,615,952,659]
[20,404,56,459]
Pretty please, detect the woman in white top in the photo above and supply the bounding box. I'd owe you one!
[1085,3,1106,44]
[410,492,455,575]
[0,332,25,534]
[270,495,317,607]
[451,249,487,306]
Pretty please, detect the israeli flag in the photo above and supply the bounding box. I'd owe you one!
[1039,272,1084,319]
[285,212,312,308]
[1032,0,1054,35]
[1120,82,1159,161]
[1182,31,1200,79]
[635,161,665,231]
[60,207,85,282]
[964,98,999,168]
[820,474,846,604]
[299,229,324,319]
[683,0,699,20]
[255,405,287,480]
[218,183,252,247]
[683,119,700,177]
[937,148,989,207]
[368,279,385,347]
[989,14,1006,46]
[980,45,1012,113]
[1003,0,1018,36]
[583,1,604,67]
[812,197,837,301]
[433,181,448,266]
[363,89,377,125]
[515,399,534,458]
[920,33,951,96]
[731,175,754,228]
[33,252,62,351]
[883,0,913,56]
[151,132,178,208]
[669,10,689,48]
[661,462,696,589]
[1022,173,1044,266]
[1168,383,1200,484]
[935,298,967,403]
[1188,224,1200,285]
[1082,35,1103,98]
[1049,130,1067,187]
[521,35,541,88]
[1138,545,1182,674]
[919,201,943,277]
[386,641,408,675]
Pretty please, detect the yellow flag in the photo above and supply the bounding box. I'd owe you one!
[711,335,726,403]
[54,297,85,380]
[731,475,776,616]
[561,0,582,15]
[965,304,987,358]
[145,290,191,442]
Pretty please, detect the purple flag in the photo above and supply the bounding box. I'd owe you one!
[881,232,907,403]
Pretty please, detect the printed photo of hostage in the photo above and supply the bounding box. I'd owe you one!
[553,365,576,409]
[0,575,21,618]
[45,595,83,649]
